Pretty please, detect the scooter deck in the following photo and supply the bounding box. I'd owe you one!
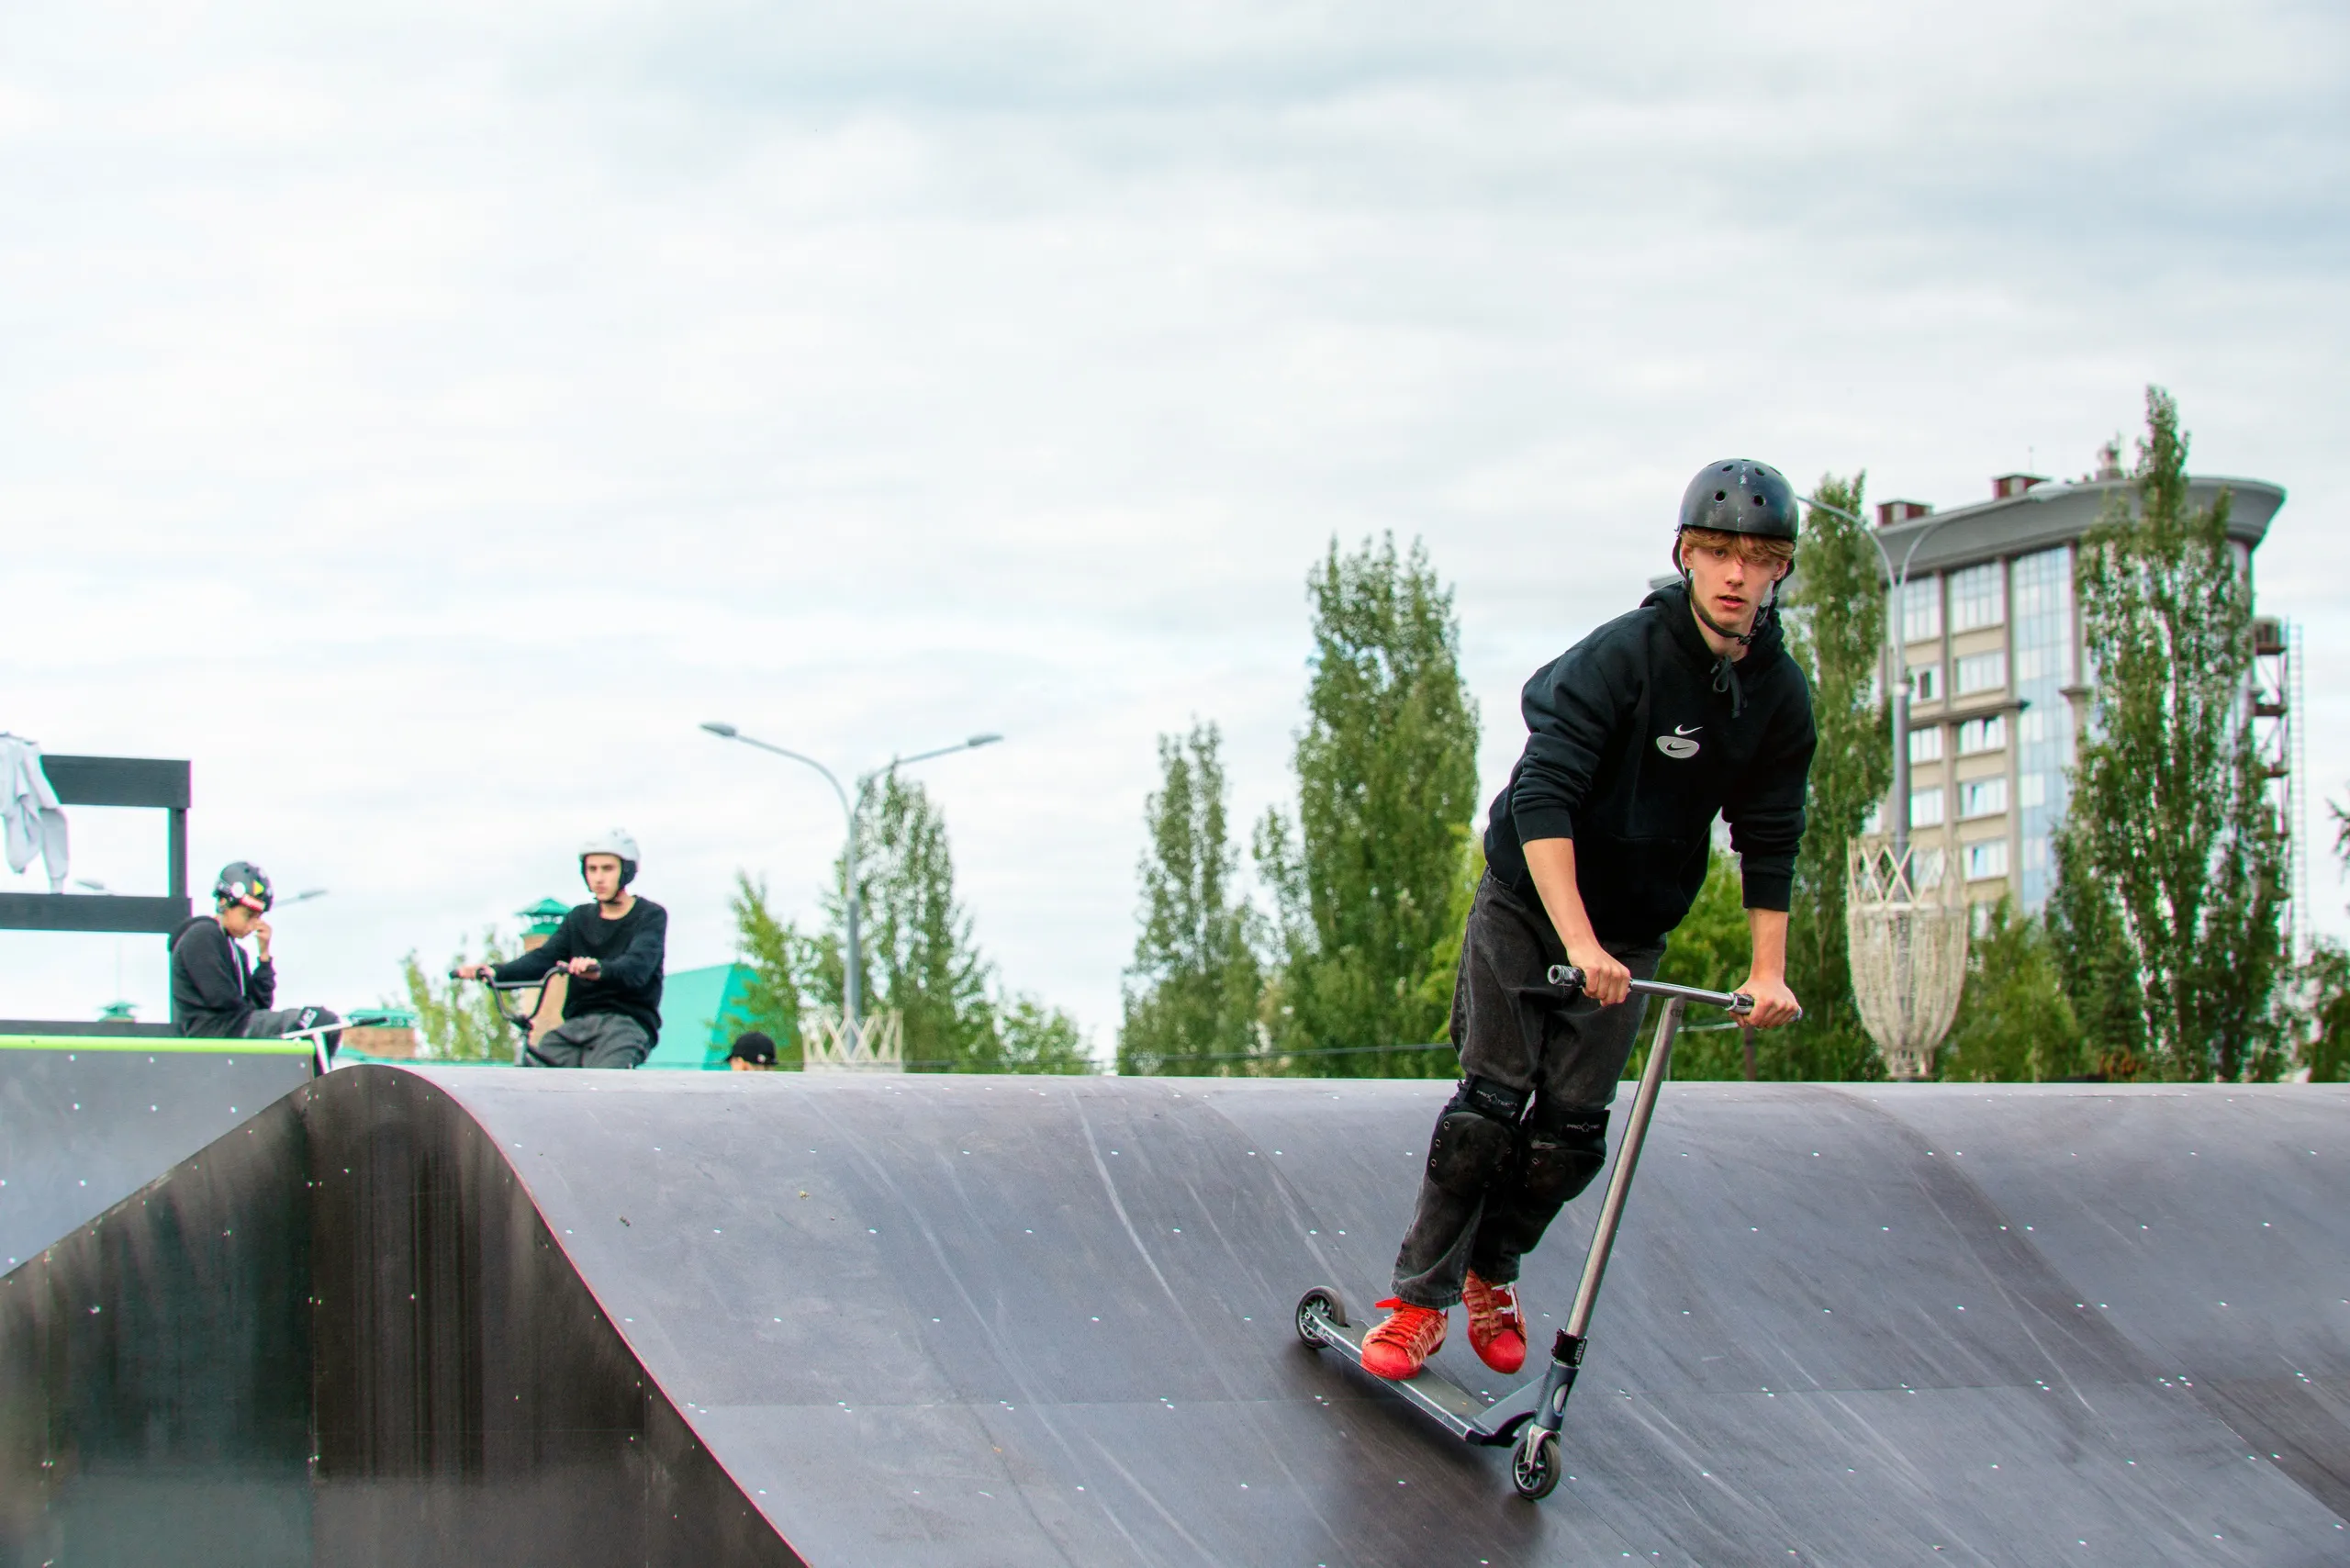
[1296,1292,1538,1447]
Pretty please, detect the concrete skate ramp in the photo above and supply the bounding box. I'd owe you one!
[0,1036,312,1269]
[5,1069,2347,1566]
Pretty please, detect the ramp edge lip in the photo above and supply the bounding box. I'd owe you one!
[0,1035,311,1055]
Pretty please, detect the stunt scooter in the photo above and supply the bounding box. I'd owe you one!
[275,1008,407,1076]
[1295,965,1783,1500]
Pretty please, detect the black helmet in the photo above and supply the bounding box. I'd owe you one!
[1677,459,1798,541]
[214,860,274,913]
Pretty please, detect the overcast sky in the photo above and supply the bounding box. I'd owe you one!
[5,0,2345,1048]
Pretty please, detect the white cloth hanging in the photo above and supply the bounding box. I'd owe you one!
[0,736,70,892]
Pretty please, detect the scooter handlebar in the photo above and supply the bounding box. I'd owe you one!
[1545,964,1798,1021]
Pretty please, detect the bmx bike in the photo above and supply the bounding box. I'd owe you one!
[450,969,560,1066]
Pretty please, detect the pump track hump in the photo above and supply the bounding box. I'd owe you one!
[3,1065,2346,1567]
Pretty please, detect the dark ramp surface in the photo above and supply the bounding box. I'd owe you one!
[0,1036,311,1269]
[4,1069,2346,1566]
[434,1070,2347,1566]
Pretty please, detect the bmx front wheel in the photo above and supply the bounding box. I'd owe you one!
[1294,1286,1348,1347]
[1511,1427,1561,1500]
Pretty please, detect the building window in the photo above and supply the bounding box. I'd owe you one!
[1911,788,1946,827]
[1910,661,1942,702]
[1965,839,2009,880]
[1956,715,2006,755]
[1954,651,2007,696]
[1912,846,1945,888]
[1950,562,2006,633]
[2010,545,2075,912]
[1901,577,1943,643]
[1909,727,1944,764]
[1960,778,2008,819]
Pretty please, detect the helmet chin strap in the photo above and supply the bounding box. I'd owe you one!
[1676,538,1781,720]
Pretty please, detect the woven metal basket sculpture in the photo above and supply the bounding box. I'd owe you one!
[1846,839,1969,1081]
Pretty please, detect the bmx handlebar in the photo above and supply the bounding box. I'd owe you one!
[447,969,579,991]
[1546,965,1796,1020]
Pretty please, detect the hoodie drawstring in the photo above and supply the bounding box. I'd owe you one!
[1683,580,1780,721]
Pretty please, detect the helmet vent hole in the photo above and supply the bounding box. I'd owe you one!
[1752,495,1764,504]
[1715,490,1728,501]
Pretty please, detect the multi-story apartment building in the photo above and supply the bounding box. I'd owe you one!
[1871,462,2288,915]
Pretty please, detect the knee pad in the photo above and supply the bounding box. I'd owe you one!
[1425,1077,1527,1199]
[1514,1103,1610,1209]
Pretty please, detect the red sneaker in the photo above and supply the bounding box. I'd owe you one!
[1462,1271,1527,1374]
[1361,1299,1448,1380]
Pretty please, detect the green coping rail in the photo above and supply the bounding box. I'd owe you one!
[0,1035,312,1056]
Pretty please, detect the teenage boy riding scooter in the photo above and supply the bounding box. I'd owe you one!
[1359,459,1817,1382]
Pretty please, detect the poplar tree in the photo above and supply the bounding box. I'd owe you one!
[725,872,811,1067]
[1257,534,1480,1077]
[2051,386,2290,1081]
[1119,722,1265,1074]
[1776,471,1893,1080]
[800,771,1091,1072]
[400,930,518,1061]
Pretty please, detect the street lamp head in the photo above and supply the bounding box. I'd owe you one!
[967,733,1003,749]
[700,722,740,739]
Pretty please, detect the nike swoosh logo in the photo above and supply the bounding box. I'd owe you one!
[1674,723,1702,735]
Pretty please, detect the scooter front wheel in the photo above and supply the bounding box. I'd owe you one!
[1510,1427,1561,1500]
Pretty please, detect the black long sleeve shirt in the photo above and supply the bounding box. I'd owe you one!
[169,915,275,1036]
[1484,583,1817,946]
[491,897,668,1042]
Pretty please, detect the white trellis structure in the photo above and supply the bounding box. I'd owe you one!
[1847,840,1969,1081]
[801,1010,905,1073]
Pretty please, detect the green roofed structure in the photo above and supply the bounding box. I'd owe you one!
[520,898,570,939]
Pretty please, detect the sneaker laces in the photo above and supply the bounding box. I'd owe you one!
[1369,1297,1447,1356]
[1466,1276,1523,1344]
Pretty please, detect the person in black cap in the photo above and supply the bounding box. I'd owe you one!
[1357,458,1818,1384]
[727,1031,778,1071]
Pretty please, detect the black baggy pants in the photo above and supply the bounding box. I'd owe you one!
[1389,873,1662,1309]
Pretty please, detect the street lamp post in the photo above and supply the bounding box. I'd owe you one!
[699,722,1002,1043]
[1800,495,1964,863]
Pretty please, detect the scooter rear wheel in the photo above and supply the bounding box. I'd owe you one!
[1294,1286,1348,1347]
[1511,1427,1561,1500]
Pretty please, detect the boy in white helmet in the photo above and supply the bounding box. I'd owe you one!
[458,831,667,1069]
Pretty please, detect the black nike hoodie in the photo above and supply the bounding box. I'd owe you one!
[1483,581,1817,945]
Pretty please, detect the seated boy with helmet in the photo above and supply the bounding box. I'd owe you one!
[458,831,667,1070]
[169,860,342,1059]
[1357,459,1817,1383]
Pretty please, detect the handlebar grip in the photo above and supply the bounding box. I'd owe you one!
[1546,964,1584,993]
[1726,995,1806,1022]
